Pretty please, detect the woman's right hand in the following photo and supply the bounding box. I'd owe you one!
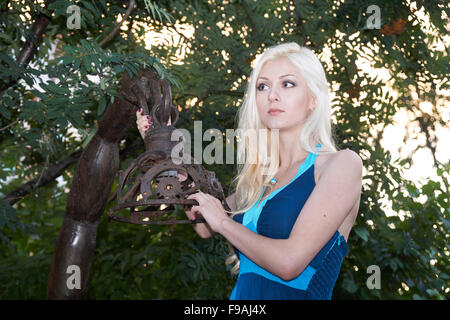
[178,171,215,239]
[136,108,153,139]
[187,206,215,239]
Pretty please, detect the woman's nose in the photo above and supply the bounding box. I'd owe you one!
[268,87,280,102]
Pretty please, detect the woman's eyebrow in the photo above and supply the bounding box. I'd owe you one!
[257,74,296,80]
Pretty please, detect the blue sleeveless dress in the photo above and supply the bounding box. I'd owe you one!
[229,143,348,300]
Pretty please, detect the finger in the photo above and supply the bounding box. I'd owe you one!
[186,194,202,207]
[184,208,195,219]
[205,194,219,203]
[137,117,153,127]
[186,192,200,200]
[137,117,147,125]
[178,171,187,182]
[190,205,200,215]
[196,191,209,201]
[137,121,148,129]
[192,192,210,205]
[138,123,149,131]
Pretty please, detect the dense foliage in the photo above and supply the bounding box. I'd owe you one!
[0,0,448,299]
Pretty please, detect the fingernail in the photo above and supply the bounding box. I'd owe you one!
[146,116,151,119]
[145,125,148,129]
[139,108,142,112]
[148,120,152,124]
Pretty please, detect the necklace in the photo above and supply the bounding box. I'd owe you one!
[269,154,309,186]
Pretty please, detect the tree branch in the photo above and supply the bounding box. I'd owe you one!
[0,119,19,132]
[99,0,136,47]
[3,136,145,206]
[4,149,82,206]
[0,0,56,98]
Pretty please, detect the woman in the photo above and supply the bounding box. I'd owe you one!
[136,42,363,300]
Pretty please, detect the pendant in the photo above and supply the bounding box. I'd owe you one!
[270,178,277,185]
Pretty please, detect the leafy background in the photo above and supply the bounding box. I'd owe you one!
[0,0,448,299]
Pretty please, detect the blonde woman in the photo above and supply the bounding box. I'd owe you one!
[136,42,363,300]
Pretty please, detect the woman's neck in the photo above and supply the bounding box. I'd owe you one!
[277,129,309,171]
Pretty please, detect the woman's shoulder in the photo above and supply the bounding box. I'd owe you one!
[315,148,362,183]
[332,148,362,164]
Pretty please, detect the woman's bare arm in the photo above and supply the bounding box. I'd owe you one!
[217,150,363,281]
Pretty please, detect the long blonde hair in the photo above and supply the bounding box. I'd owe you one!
[225,42,339,274]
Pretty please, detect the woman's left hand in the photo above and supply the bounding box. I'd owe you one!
[186,191,230,234]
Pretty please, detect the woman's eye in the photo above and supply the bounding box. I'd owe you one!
[284,81,295,88]
[257,83,267,91]
[257,81,295,91]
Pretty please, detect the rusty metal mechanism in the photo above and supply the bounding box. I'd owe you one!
[107,71,229,225]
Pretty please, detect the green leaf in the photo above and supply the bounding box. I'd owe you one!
[83,1,100,17]
[439,216,450,231]
[113,65,123,73]
[125,62,139,76]
[43,82,70,95]
[0,52,17,67]
[97,96,107,116]
[81,129,97,149]
[342,277,358,293]
[31,90,49,101]
[22,74,34,86]
[35,107,45,124]
[61,55,74,66]
[422,181,440,197]
[1,95,13,108]
[73,57,81,70]
[0,102,11,119]
[353,226,369,242]
[83,55,92,73]
[0,198,20,233]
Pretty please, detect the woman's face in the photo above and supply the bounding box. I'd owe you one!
[255,57,315,132]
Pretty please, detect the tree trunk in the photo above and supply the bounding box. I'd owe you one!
[46,70,146,299]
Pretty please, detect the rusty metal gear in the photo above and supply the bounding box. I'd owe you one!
[106,69,230,226]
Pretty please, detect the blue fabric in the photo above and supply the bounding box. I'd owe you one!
[229,143,349,300]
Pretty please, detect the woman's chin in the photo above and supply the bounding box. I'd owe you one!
[261,119,284,129]
[263,122,303,134]
[262,121,289,131]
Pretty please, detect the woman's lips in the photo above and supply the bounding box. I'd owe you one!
[268,108,284,115]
